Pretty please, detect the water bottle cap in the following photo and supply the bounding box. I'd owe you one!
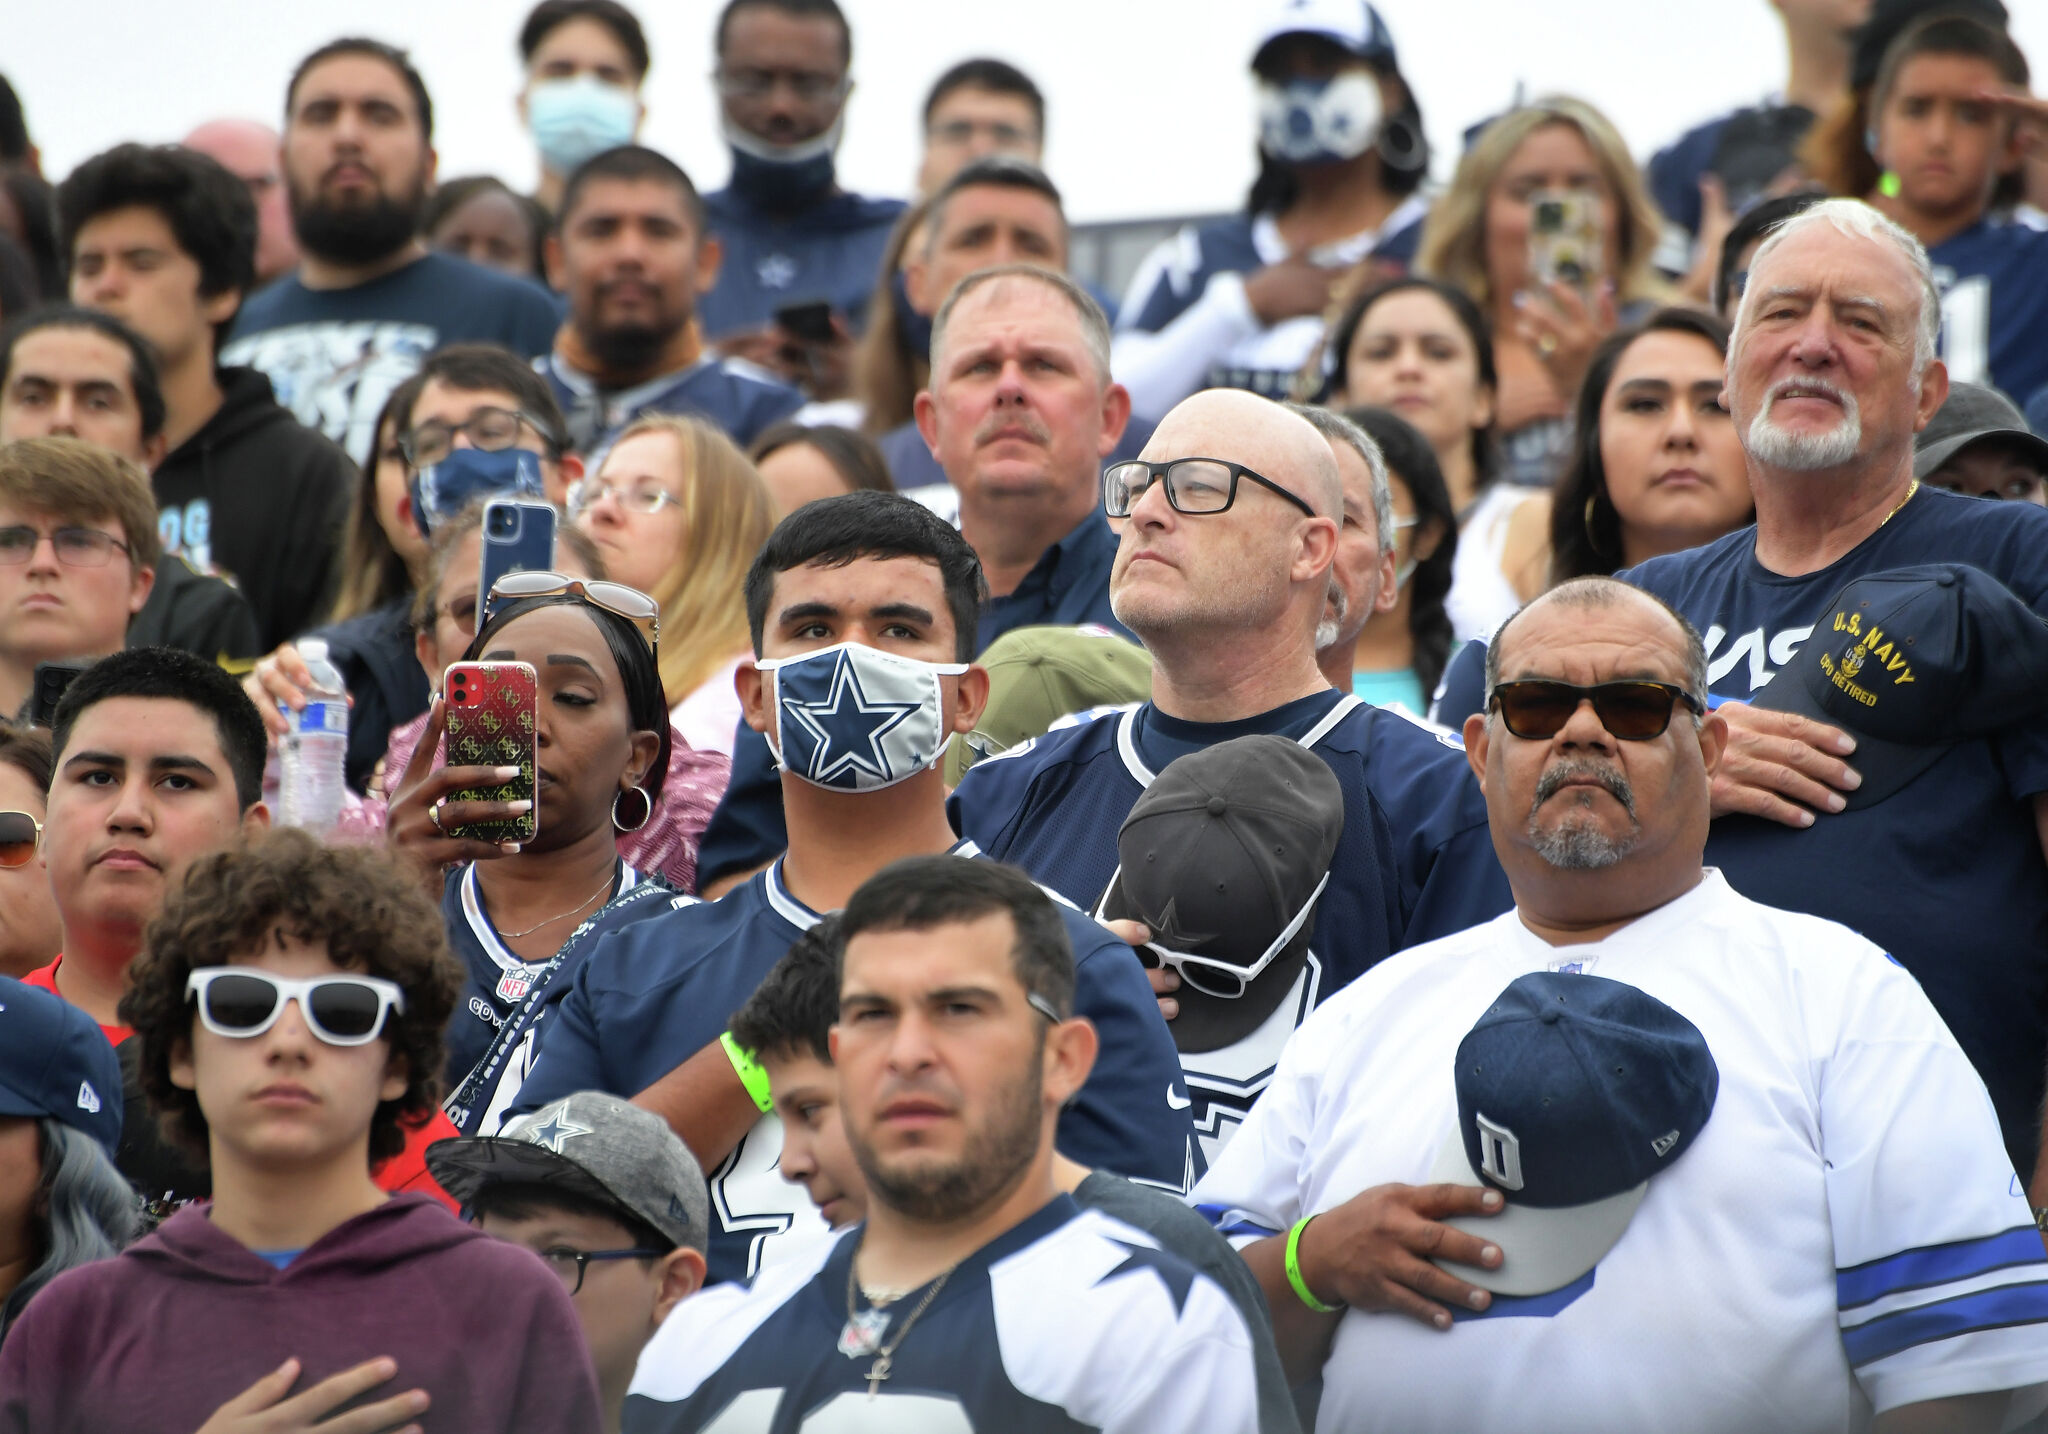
[298,638,329,663]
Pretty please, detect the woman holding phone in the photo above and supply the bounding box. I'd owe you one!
[385,574,674,1090]
[1412,96,1671,498]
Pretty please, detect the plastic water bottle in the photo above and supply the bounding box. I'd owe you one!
[278,638,349,836]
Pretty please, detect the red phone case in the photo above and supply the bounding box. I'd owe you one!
[442,661,538,843]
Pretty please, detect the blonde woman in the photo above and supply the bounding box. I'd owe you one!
[568,413,776,756]
[1416,96,1674,499]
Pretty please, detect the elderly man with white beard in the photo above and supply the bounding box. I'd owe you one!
[1619,198,2048,1203]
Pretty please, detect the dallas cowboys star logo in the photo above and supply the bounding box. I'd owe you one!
[756,253,798,289]
[523,1102,594,1153]
[1095,1238,1200,1317]
[1149,896,1218,952]
[783,650,922,788]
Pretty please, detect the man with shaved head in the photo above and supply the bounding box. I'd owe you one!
[182,119,299,285]
[1622,198,2048,1193]
[952,385,1511,1173]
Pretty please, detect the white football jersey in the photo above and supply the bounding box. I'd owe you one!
[1192,871,2048,1434]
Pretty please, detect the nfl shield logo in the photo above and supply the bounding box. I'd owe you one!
[495,970,533,1003]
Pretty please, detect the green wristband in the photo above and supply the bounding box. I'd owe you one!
[1285,1215,1342,1314]
[721,1031,773,1113]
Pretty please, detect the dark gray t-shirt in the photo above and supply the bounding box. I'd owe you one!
[1075,1171,1302,1434]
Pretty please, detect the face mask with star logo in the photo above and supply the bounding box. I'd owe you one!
[757,641,968,793]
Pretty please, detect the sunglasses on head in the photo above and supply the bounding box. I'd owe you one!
[185,968,405,1048]
[1488,680,1704,742]
[0,810,41,868]
[486,571,660,647]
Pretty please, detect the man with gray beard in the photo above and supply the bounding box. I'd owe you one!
[1620,197,2048,1194]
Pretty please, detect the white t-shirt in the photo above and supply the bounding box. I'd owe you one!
[1192,871,2048,1434]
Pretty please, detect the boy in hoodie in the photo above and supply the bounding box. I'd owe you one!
[0,827,602,1434]
[58,142,354,649]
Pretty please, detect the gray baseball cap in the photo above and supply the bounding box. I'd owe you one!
[1913,381,2048,480]
[427,1091,709,1254]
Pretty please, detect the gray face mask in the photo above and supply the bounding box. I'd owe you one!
[757,642,967,793]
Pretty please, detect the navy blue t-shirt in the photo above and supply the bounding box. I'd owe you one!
[538,351,805,454]
[698,187,906,339]
[507,853,1194,1281]
[1928,218,2048,413]
[437,860,656,1092]
[1624,485,2048,1173]
[222,252,560,460]
[953,691,1509,967]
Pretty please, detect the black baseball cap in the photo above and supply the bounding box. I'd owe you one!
[1096,734,1344,1053]
[1850,0,2009,91]
[0,975,122,1154]
[1431,973,1719,1296]
[1913,382,2048,481]
[1752,564,2048,809]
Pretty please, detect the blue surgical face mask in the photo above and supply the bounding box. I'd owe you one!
[528,75,639,175]
[1257,71,1383,166]
[722,112,843,212]
[410,448,548,537]
[756,641,967,792]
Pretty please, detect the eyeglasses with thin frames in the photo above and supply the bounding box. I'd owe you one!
[537,1245,669,1296]
[1487,680,1704,742]
[566,478,685,519]
[400,408,552,469]
[0,525,131,567]
[1102,458,1318,521]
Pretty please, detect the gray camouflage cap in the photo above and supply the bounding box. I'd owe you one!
[427,1090,709,1254]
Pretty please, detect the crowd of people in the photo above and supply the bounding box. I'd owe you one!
[1,0,2048,1429]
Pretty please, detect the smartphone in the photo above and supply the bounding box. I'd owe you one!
[1527,189,1602,290]
[27,660,88,728]
[442,661,539,844]
[773,299,836,344]
[478,500,558,626]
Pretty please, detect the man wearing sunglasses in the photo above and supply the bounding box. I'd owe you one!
[476,492,1190,1285]
[952,387,1509,1018]
[1192,576,2048,1433]
[0,828,605,1434]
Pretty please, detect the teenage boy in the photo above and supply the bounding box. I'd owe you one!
[461,492,1193,1284]
[0,828,603,1432]
[30,646,454,1217]
[728,917,1304,1434]
[625,856,1256,1433]
[429,1090,710,1434]
[60,141,356,648]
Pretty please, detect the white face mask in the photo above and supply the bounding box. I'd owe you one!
[757,642,968,793]
[1257,71,1383,165]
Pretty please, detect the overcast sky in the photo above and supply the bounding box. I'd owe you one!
[14,1,2048,224]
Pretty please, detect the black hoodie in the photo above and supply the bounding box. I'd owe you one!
[152,366,355,649]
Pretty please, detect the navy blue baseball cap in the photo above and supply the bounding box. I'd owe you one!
[1752,564,2048,810]
[1430,973,1718,1295]
[0,975,122,1154]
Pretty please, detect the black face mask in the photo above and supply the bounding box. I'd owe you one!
[288,177,425,267]
[726,143,836,212]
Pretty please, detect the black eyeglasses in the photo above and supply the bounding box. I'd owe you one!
[0,810,40,867]
[538,1245,668,1295]
[399,408,552,469]
[1488,680,1704,741]
[1102,458,1318,520]
[0,525,131,567]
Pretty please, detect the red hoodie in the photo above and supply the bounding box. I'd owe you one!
[0,1194,600,1434]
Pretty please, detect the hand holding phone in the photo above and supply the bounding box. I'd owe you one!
[478,500,558,628]
[1526,189,1603,291]
[439,662,539,844]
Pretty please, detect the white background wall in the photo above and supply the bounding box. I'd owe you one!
[13,1,2048,223]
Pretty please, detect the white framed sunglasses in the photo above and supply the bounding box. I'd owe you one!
[1095,869,1330,1000]
[185,968,405,1048]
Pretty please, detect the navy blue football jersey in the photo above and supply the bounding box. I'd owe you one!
[623,1197,1259,1434]
[505,853,1195,1283]
[538,351,805,455]
[1624,485,2048,1173]
[951,692,1512,1159]
[1928,218,2048,408]
[698,188,906,340]
[438,860,652,1092]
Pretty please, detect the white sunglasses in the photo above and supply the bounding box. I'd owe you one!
[1095,869,1329,1000]
[186,968,405,1048]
